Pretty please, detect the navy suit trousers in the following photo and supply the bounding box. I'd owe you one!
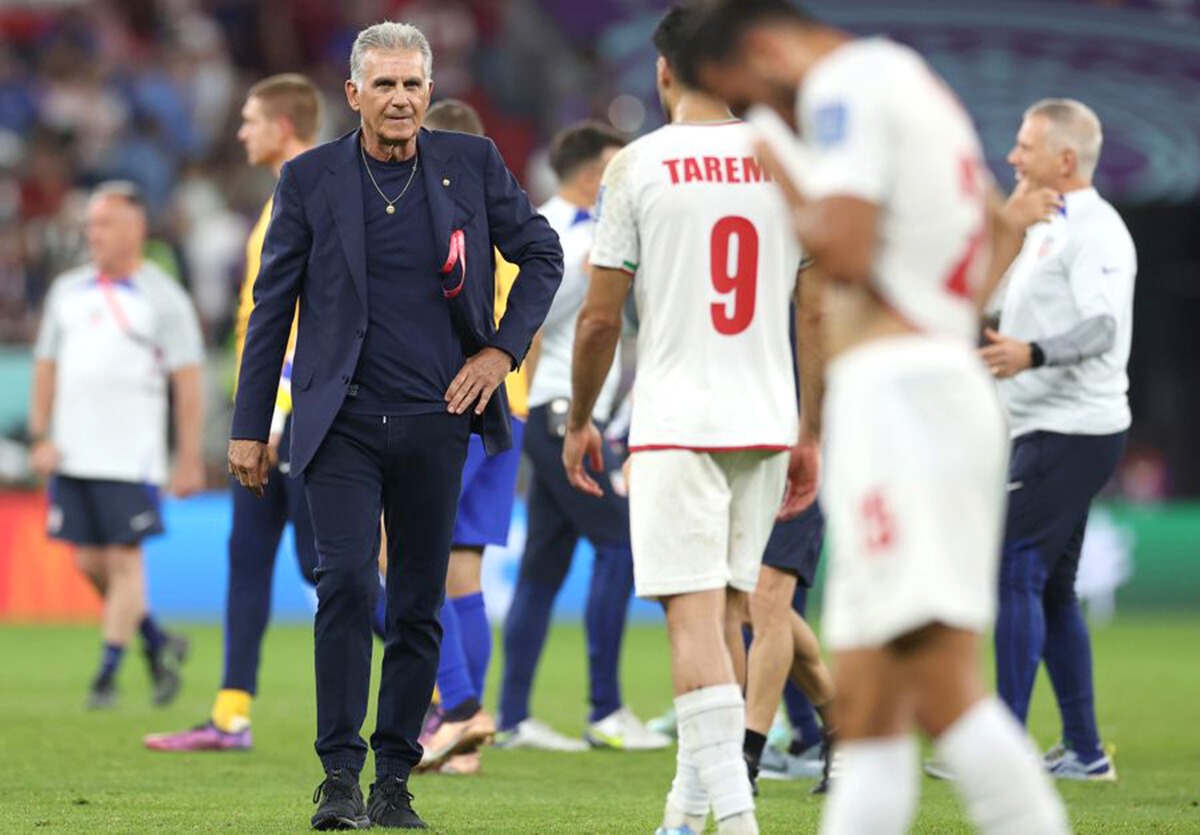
[304,409,471,778]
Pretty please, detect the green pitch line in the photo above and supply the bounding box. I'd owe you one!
[0,617,1196,833]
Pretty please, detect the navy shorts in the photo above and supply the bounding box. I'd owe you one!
[762,501,825,587]
[47,475,164,546]
[452,417,525,548]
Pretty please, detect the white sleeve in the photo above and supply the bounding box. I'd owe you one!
[799,66,891,203]
[154,279,206,370]
[33,281,64,361]
[589,145,640,274]
[1066,222,1136,321]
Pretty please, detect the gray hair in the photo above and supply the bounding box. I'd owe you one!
[1025,98,1103,180]
[349,22,433,87]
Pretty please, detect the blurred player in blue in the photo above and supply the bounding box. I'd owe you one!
[144,74,323,751]
[29,181,204,709]
[982,99,1135,782]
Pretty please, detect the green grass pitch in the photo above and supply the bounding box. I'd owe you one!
[1,617,1197,832]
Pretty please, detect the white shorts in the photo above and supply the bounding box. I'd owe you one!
[629,448,789,598]
[821,336,1009,651]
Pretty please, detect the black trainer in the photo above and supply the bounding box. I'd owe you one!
[811,732,834,796]
[87,676,117,710]
[148,632,189,707]
[311,770,370,830]
[367,775,427,829]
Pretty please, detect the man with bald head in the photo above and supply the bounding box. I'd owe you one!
[228,22,561,829]
[982,99,1135,783]
[29,182,205,710]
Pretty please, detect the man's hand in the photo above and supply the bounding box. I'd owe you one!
[1005,179,1063,229]
[169,454,206,498]
[29,439,59,481]
[563,421,605,497]
[445,347,513,416]
[228,439,270,497]
[980,327,1033,378]
[778,438,820,521]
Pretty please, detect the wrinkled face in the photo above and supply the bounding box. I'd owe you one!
[346,49,431,149]
[1007,114,1068,189]
[237,96,286,167]
[695,31,798,124]
[86,195,145,272]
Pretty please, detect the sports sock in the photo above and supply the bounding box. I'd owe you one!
[450,592,491,699]
[371,578,387,640]
[139,614,168,653]
[585,543,634,723]
[935,698,1070,835]
[663,735,709,832]
[498,580,557,730]
[435,599,477,714]
[1043,596,1103,761]
[743,729,767,779]
[819,735,918,835]
[443,697,481,723]
[97,643,125,685]
[676,684,755,826]
[212,688,252,732]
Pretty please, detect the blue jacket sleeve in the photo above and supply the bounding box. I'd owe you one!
[482,139,563,366]
[231,164,311,441]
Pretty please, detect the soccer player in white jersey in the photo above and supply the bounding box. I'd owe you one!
[683,3,1070,834]
[982,100,1134,782]
[565,8,815,834]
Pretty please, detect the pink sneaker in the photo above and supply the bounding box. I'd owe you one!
[418,707,444,749]
[143,722,252,752]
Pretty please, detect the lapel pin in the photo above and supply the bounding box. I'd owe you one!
[442,178,450,187]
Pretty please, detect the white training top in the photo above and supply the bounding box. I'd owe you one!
[528,194,622,422]
[797,38,990,346]
[998,187,1136,437]
[34,261,205,484]
[590,121,803,452]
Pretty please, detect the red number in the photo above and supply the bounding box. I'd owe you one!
[861,488,896,555]
[710,216,759,335]
[944,154,986,301]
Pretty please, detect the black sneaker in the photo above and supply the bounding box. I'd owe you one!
[147,633,189,707]
[87,676,117,710]
[811,732,834,796]
[311,770,370,830]
[367,775,427,829]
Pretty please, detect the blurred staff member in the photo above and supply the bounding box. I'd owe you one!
[498,122,672,753]
[984,99,1135,782]
[144,74,323,753]
[29,181,205,710]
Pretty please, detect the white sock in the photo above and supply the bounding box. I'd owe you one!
[663,745,708,831]
[819,736,918,835]
[936,698,1070,835]
[675,684,756,828]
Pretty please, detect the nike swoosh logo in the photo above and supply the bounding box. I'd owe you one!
[1006,481,1024,492]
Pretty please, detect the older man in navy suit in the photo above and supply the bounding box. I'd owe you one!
[228,22,561,830]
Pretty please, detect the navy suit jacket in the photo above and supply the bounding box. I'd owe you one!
[231,127,563,474]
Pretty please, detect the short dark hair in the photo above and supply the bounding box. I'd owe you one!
[548,121,627,181]
[247,73,322,142]
[677,0,815,88]
[425,99,485,136]
[651,5,696,73]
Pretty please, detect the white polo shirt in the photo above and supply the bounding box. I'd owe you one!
[34,261,205,484]
[527,195,622,422]
[998,187,1136,437]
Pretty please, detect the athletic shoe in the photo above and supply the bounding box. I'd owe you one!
[1048,748,1117,782]
[311,769,370,830]
[87,677,117,710]
[766,708,792,751]
[654,828,698,835]
[418,707,443,750]
[147,633,189,707]
[585,706,673,751]
[367,775,427,829]
[415,709,495,772]
[493,718,589,752]
[759,743,825,780]
[438,750,481,775]
[1043,742,1067,768]
[143,722,252,752]
[923,756,954,781]
[811,738,835,795]
[647,706,678,739]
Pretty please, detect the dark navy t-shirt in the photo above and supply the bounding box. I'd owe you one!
[345,151,464,415]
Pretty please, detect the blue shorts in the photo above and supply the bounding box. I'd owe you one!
[762,501,825,587]
[453,417,524,548]
[47,475,164,546]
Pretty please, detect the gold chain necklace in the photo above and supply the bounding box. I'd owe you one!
[361,141,419,215]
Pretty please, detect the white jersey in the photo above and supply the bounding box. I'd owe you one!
[797,38,989,345]
[528,195,622,421]
[590,121,803,451]
[998,187,1136,437]
[34,262,205,484]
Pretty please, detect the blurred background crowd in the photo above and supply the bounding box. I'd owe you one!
[1,0,1198,498]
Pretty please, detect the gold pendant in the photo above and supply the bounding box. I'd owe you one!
[386,204,396,215]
